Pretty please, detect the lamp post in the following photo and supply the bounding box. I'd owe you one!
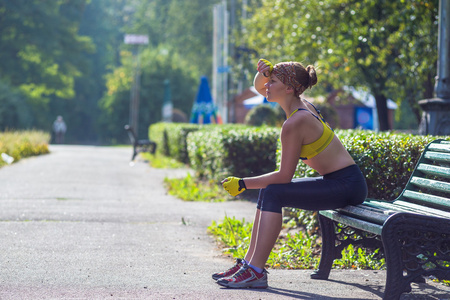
[162,79,173,122]
[124,34,149,137]
[419,0,450,135]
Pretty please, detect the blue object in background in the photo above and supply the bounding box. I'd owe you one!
[190,76,221,124]
[354,106,373,129]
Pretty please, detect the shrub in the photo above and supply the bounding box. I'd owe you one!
[0,130,50,167]
[149,122,202,163]
[244,104,283,127]
[291,130,449,200]
[285,131,450,234]
[187,125,279,181]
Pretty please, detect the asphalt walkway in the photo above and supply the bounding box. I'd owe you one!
[0,145,448,299]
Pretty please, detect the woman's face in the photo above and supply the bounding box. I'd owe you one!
[264,75,288,102]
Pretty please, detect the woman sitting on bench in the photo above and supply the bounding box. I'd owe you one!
[214,59,368,289]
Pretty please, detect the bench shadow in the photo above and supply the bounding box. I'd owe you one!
[221,278,448,299]
[219,279,384,300]
[219,276,450,299]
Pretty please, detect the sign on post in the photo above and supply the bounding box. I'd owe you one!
[124,34,149,45]
[125,34,149,137]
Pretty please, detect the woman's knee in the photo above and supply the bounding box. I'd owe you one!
[259,184,283,213]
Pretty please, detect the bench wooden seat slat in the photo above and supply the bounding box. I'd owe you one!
[424,150,450,162]
[410,176,450,194]
[314,139,450,300]
[335,205,390,225]
[417,163,450,179]
[402,190,450,211]
[319,210,383,235]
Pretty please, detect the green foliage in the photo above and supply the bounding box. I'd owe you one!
[127,0,215,77]
[99,0,218,142]
[164,173,229,202]
[149,122,203,163]
[268,230,320,269]
[187,125,279,181]
[0,0,94,101]
[0,81,33,130]
[244,105,283,127]
[284,131,450,236]
[100,47,200,142]
[292,131,449,200]
[1,0,440,142]
[333,245,385,270]
[208,216,253,258]
[0,0,122,143]
[241,0,439,130]
[0,130,50,167]
[208,215,385,270]
[141,152,186,169]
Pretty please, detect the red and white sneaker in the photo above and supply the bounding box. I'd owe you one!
[216,264,268,289]
[212,258,243,280]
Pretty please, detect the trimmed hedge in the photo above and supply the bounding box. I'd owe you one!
[0,130,50,167]
[187,126,280,181]
[150,122,449,201]
[149,122,202,164]
[292,130,449,200]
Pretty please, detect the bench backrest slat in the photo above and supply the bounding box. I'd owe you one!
[394,200,450,218]
[402,190,450,211]
[428,143,450,153]
[398,139,450,211]
[423,151,450,162]
[417,164,450,179]
[410,177,450,194]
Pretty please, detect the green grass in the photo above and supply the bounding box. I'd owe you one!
[164,173,231,202]
[0,130,50,167]
[208,216,386,270]
[143,152,231,202]
[141,152,186,169]
[163,169,386,270]
[154,153,449,286]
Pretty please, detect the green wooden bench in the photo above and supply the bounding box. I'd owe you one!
[311,139,450,300]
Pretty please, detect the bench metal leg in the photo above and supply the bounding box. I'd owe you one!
[381,213,450,300]
[381,213,414,300]
[311,214,336,280]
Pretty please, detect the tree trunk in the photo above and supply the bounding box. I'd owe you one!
[374,93,390,131]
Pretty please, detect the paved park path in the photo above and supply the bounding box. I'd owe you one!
[0,145,448,299]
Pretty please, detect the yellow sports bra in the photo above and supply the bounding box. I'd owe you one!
[289,100,335,160]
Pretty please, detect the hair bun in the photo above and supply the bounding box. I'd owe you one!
[306,65,317,88]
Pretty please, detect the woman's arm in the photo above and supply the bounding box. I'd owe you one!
[242,119,303,189]
[253,72,269,96]
[253,59,272,96]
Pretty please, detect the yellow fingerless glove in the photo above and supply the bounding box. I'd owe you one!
[222,177,247,197]
[260,58,274,76]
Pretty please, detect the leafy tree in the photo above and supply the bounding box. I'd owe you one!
[0,81,33,130]
[48,0,130,143]
[98,0,218,141]
[241,0,438,130]
[99,46,198,142]
[0,0,93,102]
[126,0,216,77]
[0,0,95,136]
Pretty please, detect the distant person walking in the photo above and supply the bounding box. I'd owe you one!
[52,116,67,144]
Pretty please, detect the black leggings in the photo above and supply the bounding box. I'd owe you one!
[257,164,368,213]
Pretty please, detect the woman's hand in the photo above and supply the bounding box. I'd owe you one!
[257,59,273,77]
[222,177,246,197]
